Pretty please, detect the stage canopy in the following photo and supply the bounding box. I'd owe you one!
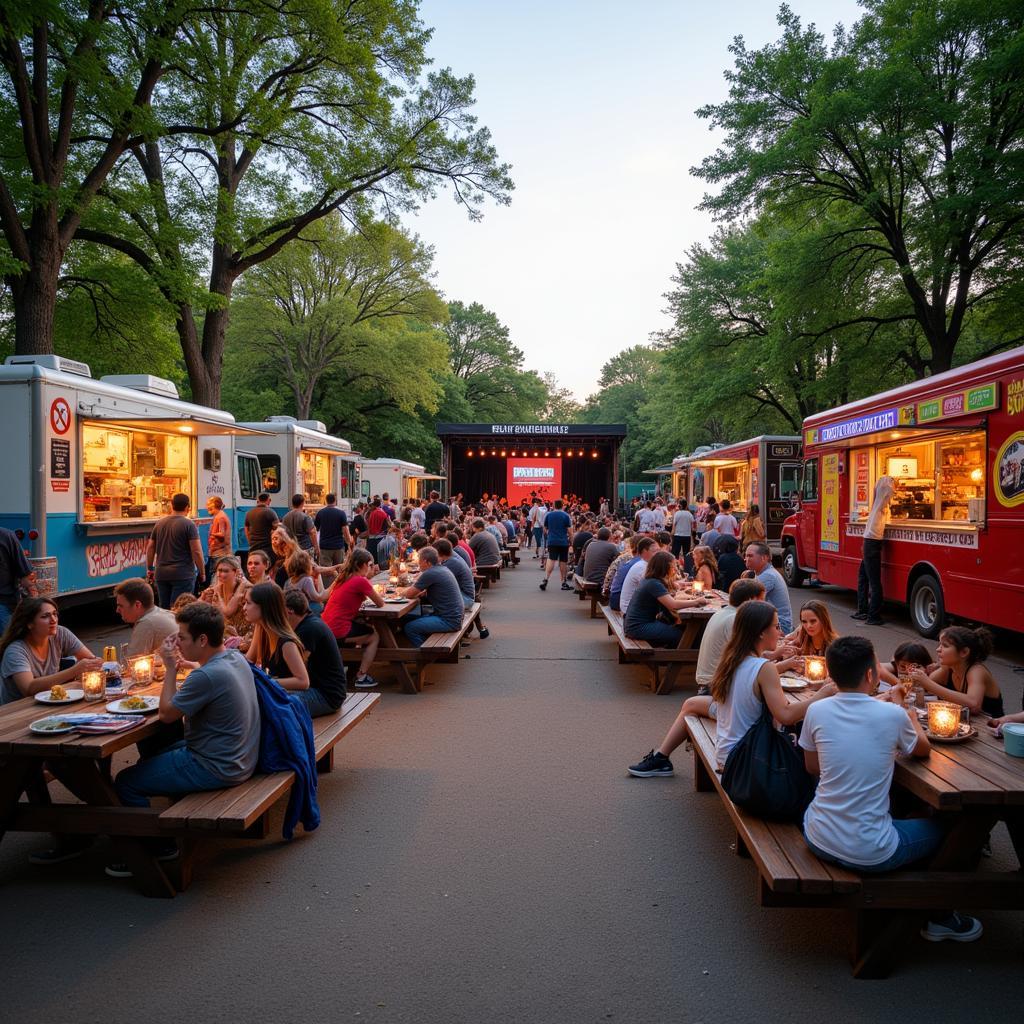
[436,423,627,509]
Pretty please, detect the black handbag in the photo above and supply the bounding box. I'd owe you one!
[721,702,817,822]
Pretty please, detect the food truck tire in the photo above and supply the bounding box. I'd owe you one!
[782,546,806,587]
[909,573,945,639]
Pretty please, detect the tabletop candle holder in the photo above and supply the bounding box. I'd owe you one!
[805,656,827,682]
[691,581,705,594]
[928,700,961,738]
[132,655,153,689]
[81,669,105,702]
[399,561,407,573]
[389,574,399,585]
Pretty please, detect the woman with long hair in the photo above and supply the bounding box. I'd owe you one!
[739,502,766,550]
[623,551,708,648]
[321,548,384,688]
[680,600,835,770]
[200,555,251,635]
[692,544,719,591]
[246,548,272,586]
[285,549,332,613]
[912,625,1003,717]
[0,598,103,703]
[776,600,839,673]
[243,583,309,691]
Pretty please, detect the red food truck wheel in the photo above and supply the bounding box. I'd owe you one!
[782,546,806,587]
[909,573,946,639]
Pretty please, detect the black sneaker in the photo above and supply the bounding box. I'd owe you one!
[560,582,573,591]
[628,750,674,778]
[105,844,178,878]
[864,617,886,626]
[28,837,93,865]
[850,611,869,620]
[478,628,490,639]
[539,579,547,591]
[354,674,378,689]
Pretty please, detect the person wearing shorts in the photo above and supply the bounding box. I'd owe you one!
[539,499,573,591]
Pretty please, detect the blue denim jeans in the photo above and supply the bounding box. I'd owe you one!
[156,575,196,610]
[805,817,945,873]
[626,620,683,648]
[0,603,12,632]
[404,613,460,648]
[295,687,339,717]
[115,739,229,807]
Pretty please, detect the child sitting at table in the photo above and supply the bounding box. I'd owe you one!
[910,626,1004,718]
[877,640,934,688]
[799,635,983,942]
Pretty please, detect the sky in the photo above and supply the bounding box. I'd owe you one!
[410,0,865,403]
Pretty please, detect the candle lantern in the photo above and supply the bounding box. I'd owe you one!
[805,656,827,682]
[691,581,705,594]
[389,574,398,585]
[82,670,106,701]
[399,561,407,573]
[132,656,153,689]
[927,700,961,738]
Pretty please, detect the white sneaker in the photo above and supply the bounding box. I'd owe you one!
[921,912,983,942]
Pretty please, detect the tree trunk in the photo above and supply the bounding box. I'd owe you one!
[8,215,63,356]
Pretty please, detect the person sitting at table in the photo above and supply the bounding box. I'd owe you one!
[199,555,251,637]
[688,544,717,592]
[243,583,309,692]
[375,521,405,568]
[676,601,836,772]
[715,535,745,592]
[400,546,465,648]
[321,548,383,688]
[468,517,502,568]
[114,578,178,657]
[910,625,1004,718]
[284,550,332,615]
[270,527,298,588]
[435,539,489,639]
[623,551,708,649]
[108,602,260,876]
[0,597,103,703]
[799,635,984,942]
[283,590,348,716]
[602,534,636,605]
[878,641,934,687]
[774,599,839,674]
[246,549,272,586]
[449,525,476,569]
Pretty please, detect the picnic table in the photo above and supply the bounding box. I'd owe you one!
[686,680,1024,976]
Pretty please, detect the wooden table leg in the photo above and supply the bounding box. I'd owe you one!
[849,909,909,979]
[660,619,709,694]
[373,619,419,695]
[0,757,35,845]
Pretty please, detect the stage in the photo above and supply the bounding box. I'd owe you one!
[437,423,627,509]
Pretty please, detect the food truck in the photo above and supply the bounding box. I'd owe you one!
[359,458,447,503]
[237,416,362,522]
[675,435,802,547]
[780,347,1024,636]
[0,355,264,602]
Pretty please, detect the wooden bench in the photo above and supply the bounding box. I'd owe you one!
[600,605,698,695]
[506,541,521,566]
[572,573,604,618]
[341,603,481,693]
[477,563,501,587]
[684,712,1024,977]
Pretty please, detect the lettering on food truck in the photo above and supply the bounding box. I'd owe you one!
[846,522,980,549]
[1007,378,1024,417]
[50,438,70,491]
[86,537,148,578]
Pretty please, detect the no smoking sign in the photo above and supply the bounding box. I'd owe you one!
[50,397,71,435]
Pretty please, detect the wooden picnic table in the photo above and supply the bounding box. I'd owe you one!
[658,589,728,693]
[359,573,423,694]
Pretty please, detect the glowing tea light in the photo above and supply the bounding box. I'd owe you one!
[399,561,407,573]
[81,670,105,701]
[805,656,827,682]
[133,656,153,687]
[691,581,705,594]
[389,574,398,585]
[928,700,961,738]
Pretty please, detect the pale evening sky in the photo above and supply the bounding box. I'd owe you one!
[411,0,865,403]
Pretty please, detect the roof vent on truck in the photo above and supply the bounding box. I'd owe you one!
[266,415,328,432]
[4,354,92,377]
[99,374,179,398]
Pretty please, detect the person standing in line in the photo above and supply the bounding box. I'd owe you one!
[409,498,426,533]
[739,503,766,551]
[529,498,547,559]
[0,525,36,631]
[852,475,894,626]
[282,493,321,561]
[350,501,368,548]
[364,498,390,564]
[423,490,450,532]
[314,493,351,567]
[147,493,205,609]
[670,502,695,558]
[713,499,740,539]
[244,492,279,560]
[204,496,233,583]
[539,499,573,591]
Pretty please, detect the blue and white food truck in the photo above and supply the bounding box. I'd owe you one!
[0,355,264,602]
[359,457,447,503]
[236,416,362,526]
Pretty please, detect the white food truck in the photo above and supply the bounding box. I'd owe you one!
[0,355,265,602]
[237,416,362,527]
[359,457,447,504]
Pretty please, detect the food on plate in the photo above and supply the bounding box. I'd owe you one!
[120,695,151,711]
[50,684,69,701]
[35,718,72,731]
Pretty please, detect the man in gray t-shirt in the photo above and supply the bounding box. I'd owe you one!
[402,547,465,647]
[744,542,793,633]
[147,493,205,609]
[115,603,260,812]
[468,520,502,567]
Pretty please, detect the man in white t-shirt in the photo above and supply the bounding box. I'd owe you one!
[713,499,740,538]
[800,635,982,943]
[649,502,666,530]
[636,502,657,534]
[670,504,695,558]
[528,500,547,558]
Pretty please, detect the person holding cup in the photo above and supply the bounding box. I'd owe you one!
[0,597,102,703]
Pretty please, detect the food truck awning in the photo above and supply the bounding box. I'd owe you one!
[411,473,446,481]
[642,464,677,475]
[78,411,272,437]
[299,444,353,456]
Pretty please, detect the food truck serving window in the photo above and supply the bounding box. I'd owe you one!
[258,455,281,493]
[714,463,748,511]
[299,451,331,506]
[867,430,986,524]
[81,423,194,522]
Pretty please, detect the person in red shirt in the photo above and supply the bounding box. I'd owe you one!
[365,499,391,566]
[322,549,384,688]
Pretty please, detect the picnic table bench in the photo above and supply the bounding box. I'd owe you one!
[477,563,501,587]
[342,602,481,693]
[0,690,380,898]
[505,541,521,566]
[572,574,604,618]
[600,605,698,694]
[684,709,1024,977]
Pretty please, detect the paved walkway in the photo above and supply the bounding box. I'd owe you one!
[2,561,1022,1022]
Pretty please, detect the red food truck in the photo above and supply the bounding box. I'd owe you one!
[780,347,1024,637]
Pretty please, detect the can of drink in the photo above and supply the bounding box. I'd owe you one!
[103,645,117,662]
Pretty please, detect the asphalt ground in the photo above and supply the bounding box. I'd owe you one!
[1,558,1022,1023]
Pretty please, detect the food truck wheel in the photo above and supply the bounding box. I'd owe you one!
[909,573,945,639]
[782,546,806,587]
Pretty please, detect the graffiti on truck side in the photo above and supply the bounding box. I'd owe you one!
[86,537,148,577]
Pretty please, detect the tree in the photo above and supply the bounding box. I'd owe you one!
[538,372,581,423]
[694,1,1024,375]
[228,215,447,418]
[76,1,512,406]
[0,1,186,355]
